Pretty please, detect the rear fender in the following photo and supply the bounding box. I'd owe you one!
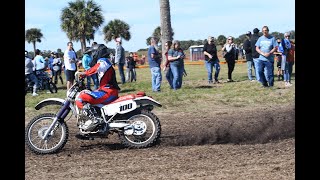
[134,96,162,107]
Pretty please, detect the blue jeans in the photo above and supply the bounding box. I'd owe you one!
[253,58,260,82]
[256,59,274,87]
[150,67,162,91]
[247,60,255,80]
[170,61,182,90]
[177,62,185,89]
[26,73,39,89]
[86,74,99,90]
[205,59,220,82]
[117,63,125,84]
[165,67,173,89]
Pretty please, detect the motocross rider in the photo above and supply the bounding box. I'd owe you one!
[75,44,120,131]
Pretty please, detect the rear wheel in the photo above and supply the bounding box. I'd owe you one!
[25,113,68,154]
[118,109,161,148]
[48,82,58,93]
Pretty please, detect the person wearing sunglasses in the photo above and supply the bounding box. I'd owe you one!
[221,36,237,82]
[203,36,220,84]
[282,32,293,87]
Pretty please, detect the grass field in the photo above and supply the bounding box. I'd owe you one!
[25,61,295,117]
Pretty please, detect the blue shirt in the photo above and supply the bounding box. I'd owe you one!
[48,57,54,70]
[255,35,277,61]
[34,55,46,70]
[82,54,92,70]
[147,45,160,68]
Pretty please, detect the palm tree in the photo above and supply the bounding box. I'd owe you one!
[25,28,43,55]
[159,0,173,64]
[146,26,174,46]
[60,0,104,53]
[102,19,131,43]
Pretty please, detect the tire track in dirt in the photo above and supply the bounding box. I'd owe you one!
[25,104,294,155]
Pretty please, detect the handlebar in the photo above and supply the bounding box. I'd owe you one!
[75,71,85,81]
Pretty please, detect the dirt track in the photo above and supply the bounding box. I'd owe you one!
[25,104,295,180]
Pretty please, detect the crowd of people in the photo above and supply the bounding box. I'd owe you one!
[25,25,295,97]
[25,27,295,133]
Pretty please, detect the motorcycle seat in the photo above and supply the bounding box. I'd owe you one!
[111,91,146,104]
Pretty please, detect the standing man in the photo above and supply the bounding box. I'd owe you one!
[115,37,126,84]
[147,37,162,92]
[63,41,78,90]
[203,36,220,84]
[255,26,278,87]
[243,31,255,81]
[251,28,261,82]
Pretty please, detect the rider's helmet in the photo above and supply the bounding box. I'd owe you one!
[84,44,109,62]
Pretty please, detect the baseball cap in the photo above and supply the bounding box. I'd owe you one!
[253,28,260,33]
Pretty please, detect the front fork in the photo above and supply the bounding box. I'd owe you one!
[41,101,71,140]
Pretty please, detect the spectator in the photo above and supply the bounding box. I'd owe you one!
[243,31,255,81]
[203,36,220,84]
[115,37,126,84]
[63,41,78,90]
[255,26,278,87]
[251,28,261,82]
[34,49,51,93]
[147,37,162,92]
[221,36,237,82]
[274,38,283,81]
[52,52,64,85]
[33,49,46,74]
[126,52,137,82]
[163,40,173,89]
[286,40,295,85]
[25,51,39,96]
[82,48,99,90]
[167,40,186,90]
[48,52,54,79]
[281,32,292,87]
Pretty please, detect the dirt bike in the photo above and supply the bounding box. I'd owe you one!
[25,71,58,95]
[25,72,162,154]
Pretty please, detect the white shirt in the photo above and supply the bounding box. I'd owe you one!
[63,49,77,70]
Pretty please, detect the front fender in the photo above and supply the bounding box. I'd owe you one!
[35,98,68,110]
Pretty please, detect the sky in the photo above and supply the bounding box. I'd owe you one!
[25,0,295,53]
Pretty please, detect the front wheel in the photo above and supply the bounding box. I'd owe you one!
[118,109,161,148]
[25,113,69,154]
